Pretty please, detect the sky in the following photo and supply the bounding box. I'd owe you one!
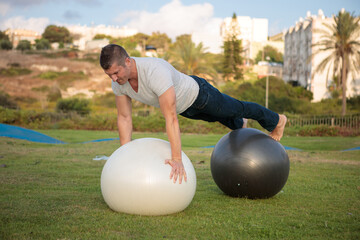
[0,0,359,52]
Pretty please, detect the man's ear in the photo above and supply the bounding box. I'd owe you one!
[125,57,131,66]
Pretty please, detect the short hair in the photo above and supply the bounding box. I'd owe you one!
[99,44,129,70]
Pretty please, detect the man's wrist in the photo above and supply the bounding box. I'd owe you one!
[172,157,182,162]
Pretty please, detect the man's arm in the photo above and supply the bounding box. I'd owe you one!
[115,95,132,146]
[158,86,187,184]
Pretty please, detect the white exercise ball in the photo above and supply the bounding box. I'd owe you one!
[101,138,197,216]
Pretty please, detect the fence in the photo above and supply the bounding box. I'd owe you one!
[288,114,360,129]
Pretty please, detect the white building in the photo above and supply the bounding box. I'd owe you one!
[67,24,138,51]
[85,39,110,52]
[220,16,268,64]
[283,9,360,102]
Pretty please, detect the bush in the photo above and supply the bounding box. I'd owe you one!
[0,67,32,76]
[0,39,13,50]
[80,114,117,130]
[298,125,340,136]
[47,85,62,102]
[0,91,18,109]
[26,111,64,126]
[16,40,31,52]
[0,106,21,123]
[35,38,51,50]
[56,98,91,116]
[347,95,360,112]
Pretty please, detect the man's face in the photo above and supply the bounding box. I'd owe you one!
[104,59,130,85]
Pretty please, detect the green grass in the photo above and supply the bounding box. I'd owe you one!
[0,131,359,239]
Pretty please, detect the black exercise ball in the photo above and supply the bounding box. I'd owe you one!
[210,128,290,199]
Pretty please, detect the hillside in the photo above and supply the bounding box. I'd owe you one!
[0,50,111,101]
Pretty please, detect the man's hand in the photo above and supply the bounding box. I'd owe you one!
[165,158,187,184]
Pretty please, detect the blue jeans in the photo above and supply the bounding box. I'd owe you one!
[180,76,279,132]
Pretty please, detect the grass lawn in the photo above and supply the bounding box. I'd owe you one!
[0,130,359,239]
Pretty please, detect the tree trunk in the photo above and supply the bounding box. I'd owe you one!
[341,55,347,116]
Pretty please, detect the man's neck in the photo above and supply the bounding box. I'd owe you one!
[129,58,138,82]
[128,58,138,92]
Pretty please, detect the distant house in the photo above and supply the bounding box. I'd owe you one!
[5,29,41,48]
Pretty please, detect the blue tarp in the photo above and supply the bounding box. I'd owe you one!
[341,146,360,152]
[0,123,119,144]
[0,123,66,144]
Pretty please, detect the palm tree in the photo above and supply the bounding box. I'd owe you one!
[312,10,360,116]
[167,35,217,79]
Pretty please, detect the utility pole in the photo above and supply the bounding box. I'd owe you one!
[265,56,270,108]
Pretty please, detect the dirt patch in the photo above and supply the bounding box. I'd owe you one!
[0,50,111,100]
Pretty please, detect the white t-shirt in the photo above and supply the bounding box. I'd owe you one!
[112,57,199,114]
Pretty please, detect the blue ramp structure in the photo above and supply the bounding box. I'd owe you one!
[0,123,119,144]
[283,146,302,151]
[341,147,360,152]
[81,138,120,144]
[0,123,65,144]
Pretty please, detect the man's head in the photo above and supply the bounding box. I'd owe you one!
[100,44,129,70]
[100,44,132,85]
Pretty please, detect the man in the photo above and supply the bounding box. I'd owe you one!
[100,44,287,185]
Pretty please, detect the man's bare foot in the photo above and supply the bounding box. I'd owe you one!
[242,118,248,128]
[269,114,287,141]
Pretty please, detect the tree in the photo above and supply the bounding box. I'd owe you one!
[42,25,72,43]
[0,31,9,41]
[0,39,12,50]
[312,10,360,116]
[132,33,150,49]
[0,30,12,50]
[16,40,31,52]
[167,35,217,78]
[0,91,18,109]
[111,36,140,56]
[147,32,172,51]
[35,38,51,50]
[255,45,283,63]
[222,13,243,81]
